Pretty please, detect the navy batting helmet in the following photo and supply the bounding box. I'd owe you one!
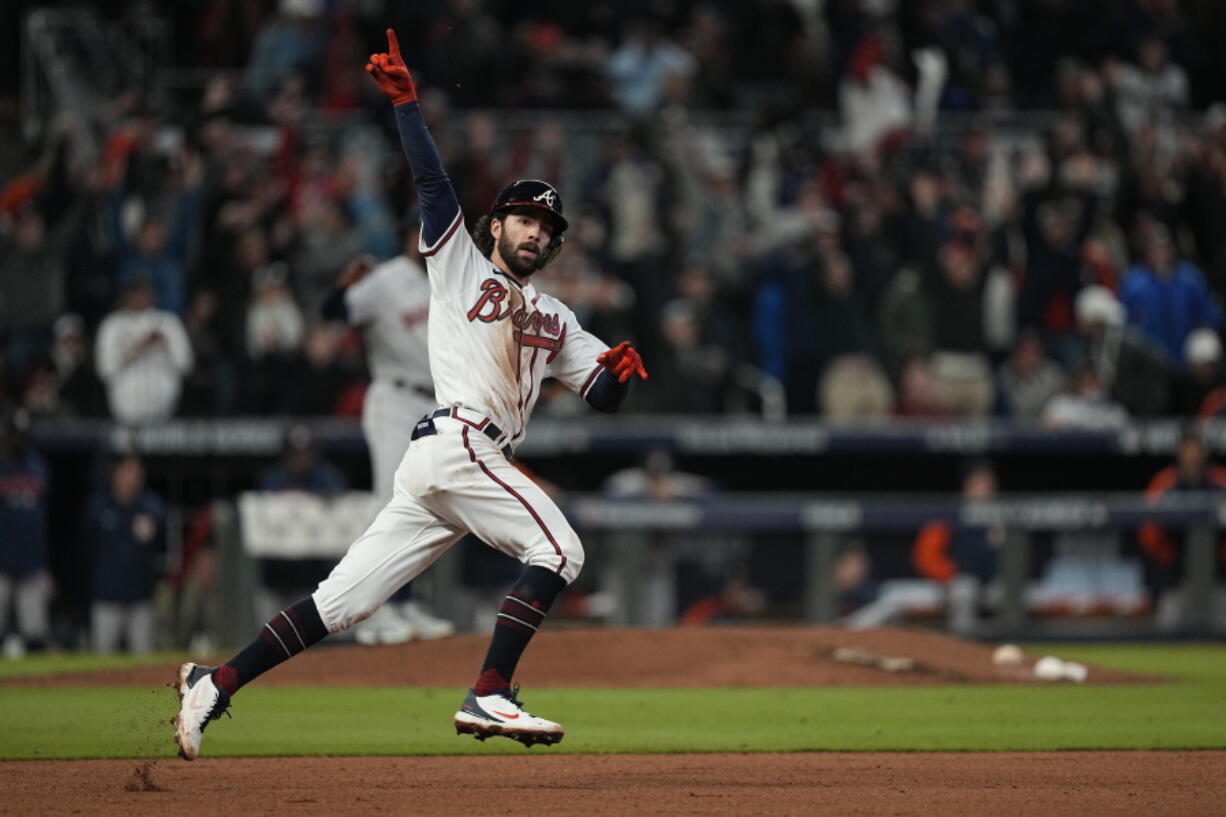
[491,179,568,267]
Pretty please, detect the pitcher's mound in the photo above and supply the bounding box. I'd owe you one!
[6,626,1156,688]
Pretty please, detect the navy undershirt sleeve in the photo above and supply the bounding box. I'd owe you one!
[321,286,348,322]
[584,368,630,413]
[393,102,461,246]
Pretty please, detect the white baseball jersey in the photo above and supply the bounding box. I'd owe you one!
[421,213,608,449]
[345,255,436,510]
[345,255,432,388]
[342,254,436,509]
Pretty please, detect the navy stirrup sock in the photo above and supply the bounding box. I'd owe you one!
[473,566,567,696]
[213,597,328,696]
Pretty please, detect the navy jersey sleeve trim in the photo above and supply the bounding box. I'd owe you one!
[393,101,461,248]
[584,367,630,413]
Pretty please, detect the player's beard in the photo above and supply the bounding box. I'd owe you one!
[497,231,541,278]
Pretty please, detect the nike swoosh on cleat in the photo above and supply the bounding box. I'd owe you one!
[491,710,520,719]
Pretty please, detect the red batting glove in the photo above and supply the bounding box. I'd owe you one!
[365,29,418,105]
[596,341,649,384]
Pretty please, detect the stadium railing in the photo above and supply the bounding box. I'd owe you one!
[226,487,1222,640]
[31,415,1226,458]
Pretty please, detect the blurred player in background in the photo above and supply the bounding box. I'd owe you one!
[1139,427,1226,630]
[844,460,1002,631]
[322,221,455,644]
[0,409,52,659]
[82,454,168,654]
[911,459,1003,632]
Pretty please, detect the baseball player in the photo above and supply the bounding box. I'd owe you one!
[173,28,647,759]
[324,225,455,644]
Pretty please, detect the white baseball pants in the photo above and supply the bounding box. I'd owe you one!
[312,411,584,633]
[91,600,154,654]
[0,570,51,642]
[361,380,435,510]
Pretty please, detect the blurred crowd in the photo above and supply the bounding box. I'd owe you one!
[3,0,1226,426]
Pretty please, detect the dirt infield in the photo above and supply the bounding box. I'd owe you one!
[3,626,1155,688]
[0,629,1196,815]
[2,752,1223,816]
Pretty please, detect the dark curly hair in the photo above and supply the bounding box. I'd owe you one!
[471,214,500,259]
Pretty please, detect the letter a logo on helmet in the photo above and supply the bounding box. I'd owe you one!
[492,180,567,233]
[491,179,568,268]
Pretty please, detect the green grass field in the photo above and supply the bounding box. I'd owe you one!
[1,645,1223,760]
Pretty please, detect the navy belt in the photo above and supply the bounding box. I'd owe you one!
[411,408,512,459]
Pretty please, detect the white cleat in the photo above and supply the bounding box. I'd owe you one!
[454,685,564,747]
[172,662,231,760]
[400,601,456,640]
[353,605,416,645]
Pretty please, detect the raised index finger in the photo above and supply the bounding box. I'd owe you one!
[386,28,401,59]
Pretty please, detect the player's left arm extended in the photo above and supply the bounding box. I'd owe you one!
[585,341,649,413]
[366,29,461,253]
